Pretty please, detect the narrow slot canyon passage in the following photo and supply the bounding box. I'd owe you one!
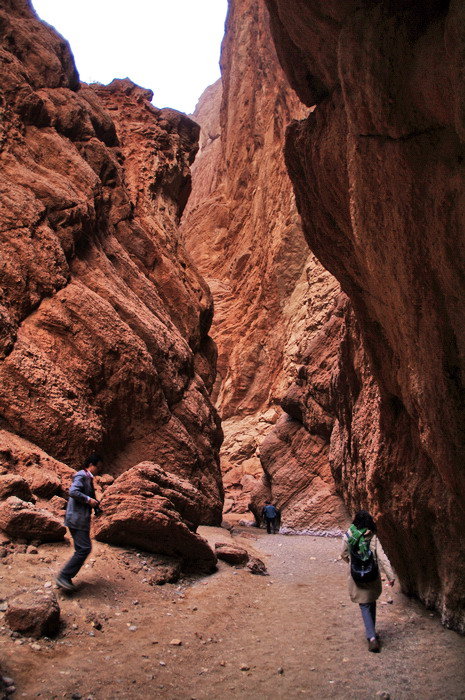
[1,0,465,698]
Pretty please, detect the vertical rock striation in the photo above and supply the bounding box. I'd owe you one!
[181,0,348,532]
[0,0,223,523]
[266,0,465,631]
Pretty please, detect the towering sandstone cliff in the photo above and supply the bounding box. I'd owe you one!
[265,0,465,631]
[0,0,223,530]
[181,0,348,532]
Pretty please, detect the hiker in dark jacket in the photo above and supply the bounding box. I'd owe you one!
[341,510,395,653]
[56,453,103,591]
[262,501,279,534]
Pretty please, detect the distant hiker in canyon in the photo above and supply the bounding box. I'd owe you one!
[341,510,395,653]
[56,453,103,591]
[262,501,280,534]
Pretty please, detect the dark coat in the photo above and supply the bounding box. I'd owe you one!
[64,470,96,531]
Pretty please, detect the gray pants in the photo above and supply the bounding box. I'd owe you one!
[60,528,92,580]
[359,602,377,639]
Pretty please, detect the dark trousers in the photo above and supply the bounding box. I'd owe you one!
[60,528,92,580]
[359,602,377,639]
[265,516,277,534]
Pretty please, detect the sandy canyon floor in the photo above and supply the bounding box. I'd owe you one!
[1,526,464,699]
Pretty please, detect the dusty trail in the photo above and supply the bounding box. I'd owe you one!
[1,527,464,699]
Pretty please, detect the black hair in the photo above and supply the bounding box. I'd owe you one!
[353,510,377,533]
[83,452,103,469]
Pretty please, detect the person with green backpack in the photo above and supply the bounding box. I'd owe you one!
[341,510,395,652]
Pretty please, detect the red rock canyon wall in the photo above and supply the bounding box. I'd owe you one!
[181,0,348,532]
[266,0,465,631]
[0,0,223,531]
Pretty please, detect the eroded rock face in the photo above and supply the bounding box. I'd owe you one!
[266,0,465,631]
[0,475,33,502]
[94,462,217,570]
[214,542,249,566]
[181,0,346,532]
[0,497,66,542]
[5,590,60,638]
[0,0,223,525]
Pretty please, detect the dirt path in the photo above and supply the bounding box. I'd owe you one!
[1,527,464,699]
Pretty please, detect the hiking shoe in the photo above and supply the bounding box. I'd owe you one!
[55,575,76,591]
[368,638,380,653]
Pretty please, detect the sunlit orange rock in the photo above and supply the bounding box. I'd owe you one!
[181,0,347,533]
[0,0,223,531]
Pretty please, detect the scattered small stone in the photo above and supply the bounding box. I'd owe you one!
[27,546,38,555]
[71,694,82,700]
[277,667,284,675]
[169,639,182,646]
[128,625,137,632]
[30,643,41,651]
[0,603,7,612]
[240,664,250,671]
[159,661,166,667]
[375,693,390,699]
[89,631,95,637]
[133,600,139,606]
[5,686,16,696]
[2,677,14,687]
[43,582,52,589]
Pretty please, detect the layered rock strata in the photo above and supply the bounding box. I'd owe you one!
[181,0,348,532]
[266,0,465,631]
[0,0,223,536]
[94,463,217,570]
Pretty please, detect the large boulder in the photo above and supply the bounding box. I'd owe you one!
[214,542,249,566]
[0,497,66,542]
[26,468,62,499]
[5,590,60,638]
[94,463,217,570]
[0,475,33,502]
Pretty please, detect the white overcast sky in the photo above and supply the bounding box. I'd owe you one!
[32,0,228,114]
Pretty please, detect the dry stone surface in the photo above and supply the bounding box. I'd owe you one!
[214,542,249,566]
[94,463,217,570]
[265,0,465,631]
[0,497,66,542]
[0,475,32,502]
[0,0,223,533]
[181,0,346,533]
[5,590,60,638]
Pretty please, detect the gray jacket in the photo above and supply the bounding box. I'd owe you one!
[64,470,96,530]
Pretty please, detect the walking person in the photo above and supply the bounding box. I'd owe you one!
[341,510,395,652]
[262,501,279,534]
[56,452,103,591]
